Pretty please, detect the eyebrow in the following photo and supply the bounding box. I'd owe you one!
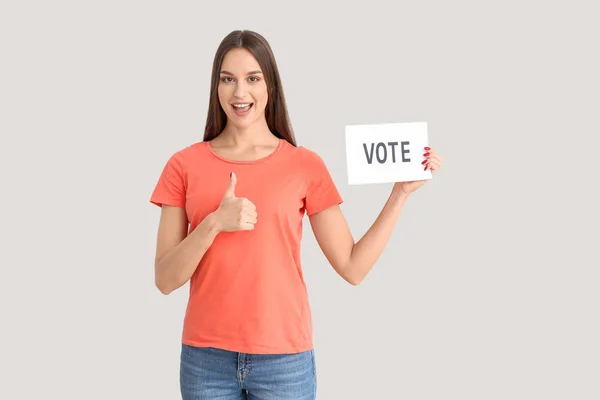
[220,70,263,75]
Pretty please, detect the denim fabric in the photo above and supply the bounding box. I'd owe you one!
[180,344,317,400]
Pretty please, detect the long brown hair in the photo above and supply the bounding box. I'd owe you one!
[202,30,297,146]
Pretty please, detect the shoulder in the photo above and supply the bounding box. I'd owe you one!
[173,141,206,158]
[162,141,207,167]
[281,144,335,188]
[284,143,327,168]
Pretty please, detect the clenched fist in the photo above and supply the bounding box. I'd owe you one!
[214,172,257,232]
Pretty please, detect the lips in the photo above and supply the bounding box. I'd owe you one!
[232,103,253,116]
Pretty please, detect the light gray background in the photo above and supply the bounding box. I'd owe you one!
[1,1,598,399]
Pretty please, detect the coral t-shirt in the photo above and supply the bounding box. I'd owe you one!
[150,138,343,354]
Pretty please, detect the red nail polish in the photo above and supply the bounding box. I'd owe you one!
[424,152,430,156]
[425,147,430,150]
[421,160,427,164]
[424,165,428,171]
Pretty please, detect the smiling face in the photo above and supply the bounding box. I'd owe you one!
[217,48,269,130]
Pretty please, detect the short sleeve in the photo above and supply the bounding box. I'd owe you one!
[302,148,343,215]
[150,151,186,208]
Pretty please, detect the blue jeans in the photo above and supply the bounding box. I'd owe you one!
[180,344,317,399]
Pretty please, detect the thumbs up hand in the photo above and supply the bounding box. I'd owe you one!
[215,172,257,232]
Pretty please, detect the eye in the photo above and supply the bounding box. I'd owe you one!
[248,76,260,83]
[220,77,233,83]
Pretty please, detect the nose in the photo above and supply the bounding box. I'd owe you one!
[233,81,248,98]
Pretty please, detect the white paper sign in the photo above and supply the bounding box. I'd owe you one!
[345,122,432,185]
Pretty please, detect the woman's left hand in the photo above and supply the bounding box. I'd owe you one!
[394,146,443,196]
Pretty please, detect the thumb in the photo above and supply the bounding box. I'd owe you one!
[223,172,237,198]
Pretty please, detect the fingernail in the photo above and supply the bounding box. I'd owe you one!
[421,160,427,164]
[425,147,430,150]
[424,152,430,156]
[424,165,428,171]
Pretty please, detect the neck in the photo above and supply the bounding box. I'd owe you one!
[219,118,277,147]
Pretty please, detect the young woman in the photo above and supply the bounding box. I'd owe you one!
[150,30,443,400]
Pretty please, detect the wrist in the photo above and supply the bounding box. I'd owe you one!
[391,184,410,200]
[204,210,223,234]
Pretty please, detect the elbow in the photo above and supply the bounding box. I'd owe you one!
[155,272,186,295]
[346,275,363,286]
[343,247,364,286]
[156,280,173,295]
[158,286,172,295]
[154,259,182,295]
[340,263,369,286]
[342,268,364,286]
[155,269,175,295]
[337,261,365,286]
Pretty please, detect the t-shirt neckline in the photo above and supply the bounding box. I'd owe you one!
[205,138,285,165]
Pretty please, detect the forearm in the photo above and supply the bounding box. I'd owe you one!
[155,212,220,294]
[345,187,409,284]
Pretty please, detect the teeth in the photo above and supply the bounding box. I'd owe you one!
[233,103,251,108]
